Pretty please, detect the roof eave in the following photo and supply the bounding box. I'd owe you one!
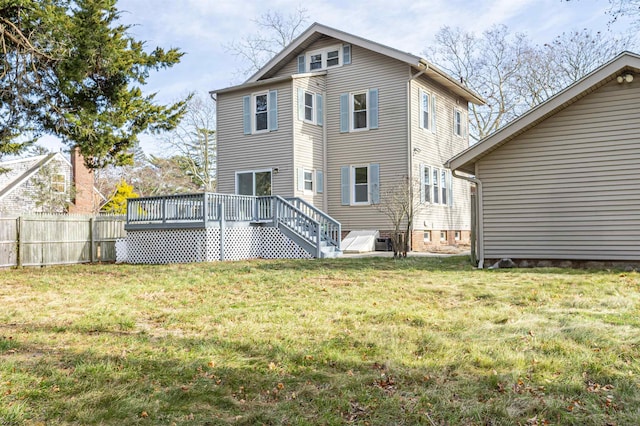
[446,51,640,173]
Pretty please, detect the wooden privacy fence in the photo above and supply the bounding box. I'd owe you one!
[0,214,126,267]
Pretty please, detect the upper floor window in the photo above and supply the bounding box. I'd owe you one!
[297,88,323,126]
[420,90,437,132]
[304,169,314,192]
[420,90,430,130]
[254,92,268,132]
[309,53,323,70]
[51,173,66,193]
[352,92,368,130]
[243,90,278,135]
[340,88,378,133]
[454,108,463,137]
[297,168,324,194]
[298,44,351,73]
[305,45,343,72]
[304,92,314,122]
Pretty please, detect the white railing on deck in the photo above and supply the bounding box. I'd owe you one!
[126,193,340,255]
[284,197,341,250]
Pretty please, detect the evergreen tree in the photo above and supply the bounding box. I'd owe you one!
[0,0,188,166]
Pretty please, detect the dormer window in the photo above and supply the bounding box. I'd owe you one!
[304,45,344,72]
[298,44,351,73]
[326,50,339,67]
[310,53,322,70]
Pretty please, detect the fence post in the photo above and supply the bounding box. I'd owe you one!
[219,202,225,261]
[16,216,22,268]
[89,216,95,263]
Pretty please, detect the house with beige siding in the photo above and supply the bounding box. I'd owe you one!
[446,51,640,267]
[213,23,484,251]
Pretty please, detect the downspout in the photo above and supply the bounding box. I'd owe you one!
[451,169,484,269]
[323,88,328,211]
[406,65,427,250]
[209,92,218,192]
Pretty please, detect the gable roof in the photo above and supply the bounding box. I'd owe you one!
[215,22,484,105]
[0,153,67,201]
[446,51,640,174]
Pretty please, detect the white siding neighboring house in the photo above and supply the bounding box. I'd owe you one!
[446,51,640,267]
[213,23,485,251]
[0,149,101,215]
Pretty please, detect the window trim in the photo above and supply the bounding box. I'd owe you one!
[421,164,452,207]
[454,108,463,137]
[235,169,273,196]
[351,164,370,205]
[423,165,432,204]
[350,91,369,132]
[305,44,343,72]
[252,91,270,134]
[420,90,430,130]
[303,90,315,124]
[303,168,314,194]
[51,173,66,193]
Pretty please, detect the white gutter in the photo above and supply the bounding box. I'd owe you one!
[406,66,427,248]
[451,169,484,269]
[322,88,328,210]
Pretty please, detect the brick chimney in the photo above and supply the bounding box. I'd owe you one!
[68,147,95,214]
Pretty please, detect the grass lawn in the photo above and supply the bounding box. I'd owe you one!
[1,256,639,425]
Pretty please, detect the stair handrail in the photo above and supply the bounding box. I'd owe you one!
[284,197,341,250]
[272,196,322,257]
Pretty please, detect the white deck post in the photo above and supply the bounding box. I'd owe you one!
[219,202,225,261]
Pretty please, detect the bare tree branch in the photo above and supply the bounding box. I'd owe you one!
[224,6,309,78]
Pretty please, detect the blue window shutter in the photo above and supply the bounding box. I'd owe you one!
[431,95,437,133]
[369,88,379,130]
[297,54,305,73]
[419,163,425,203]
[243,95,251,134]
[316,170,324,193]
[316,94,323,126]
[268,90,278,131]
[297,88,304,121]
[340,93,349,133]
[343,44,351,65]
[370,163,380,204]
[341,166,350,205]
[297,168,304,191]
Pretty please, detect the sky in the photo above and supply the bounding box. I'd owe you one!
[39,0,636,155]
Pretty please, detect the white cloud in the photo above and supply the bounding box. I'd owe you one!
[37,0,636,154]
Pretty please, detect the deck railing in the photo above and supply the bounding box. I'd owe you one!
[125,193,340,255]
[284,197,341,250]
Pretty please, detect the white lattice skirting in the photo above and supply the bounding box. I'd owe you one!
[123,226,312,264]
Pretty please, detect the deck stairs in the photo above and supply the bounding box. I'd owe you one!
[269,196,342,258]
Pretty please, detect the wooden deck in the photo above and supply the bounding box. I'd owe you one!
[125,193,341,259]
